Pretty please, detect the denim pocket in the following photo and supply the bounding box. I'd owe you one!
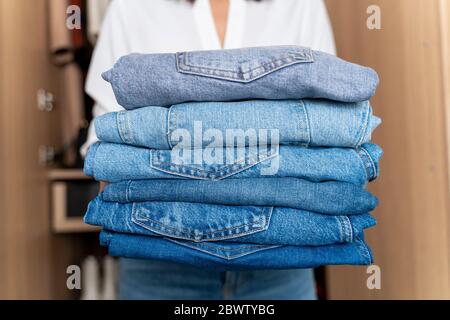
[149,146,279,180]
[176,46,314,83]
[167,238,281,260]
[132,202,273,242]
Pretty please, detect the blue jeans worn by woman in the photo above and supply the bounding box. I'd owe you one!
[119,259,317,300]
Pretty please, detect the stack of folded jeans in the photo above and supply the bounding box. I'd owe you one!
[84,46,382,270]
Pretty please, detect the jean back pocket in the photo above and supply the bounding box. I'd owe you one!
[132,201,273,243]
[167,238,281,260]
[176,45,314,83]
[149,146,279,180]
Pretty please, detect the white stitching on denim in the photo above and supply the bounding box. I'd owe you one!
[131,205,273,242]
[360,146,377,180]
[133,210,272,242]
[335,216,344,243]
[116,111,126,144]
[149,149,279,180]
[88,142,100,179]
[351,148,371,183]
[176,48,314,83]
[354,102,371,148]
[167,105,175,149]
[342,216,350,242]
[186,240,273,251]
[354,237,373,264]
[167,238,281,260]
[341,216,353,242]
[179,48,314,74]
[117,111,133,144]
[297,100,311,147]
[125,180,133,203]
[126,110,134,145]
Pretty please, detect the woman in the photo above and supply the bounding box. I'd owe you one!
[84,0,336,300]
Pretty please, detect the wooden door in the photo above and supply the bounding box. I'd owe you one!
[325,0,450,299]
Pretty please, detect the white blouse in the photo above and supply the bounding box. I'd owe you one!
[82,0,336,154]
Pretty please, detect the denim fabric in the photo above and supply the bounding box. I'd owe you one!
[100,230,373,270]
[84,142,382,184]
[102,46,379,109]
[95,99,381,149]
[85,196,376,246]
[119,259,317,300]
[102,178,378,215]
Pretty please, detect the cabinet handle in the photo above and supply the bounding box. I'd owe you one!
[37,89,54,112]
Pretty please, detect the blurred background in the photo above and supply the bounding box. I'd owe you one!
[0,0,450,299]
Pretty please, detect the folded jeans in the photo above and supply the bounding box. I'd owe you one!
[84,142,382,184]
[99,230,374,270]
[102,45,379,108]
[95,99,380,149]
[102,178,378,215]
[85,196,376,247]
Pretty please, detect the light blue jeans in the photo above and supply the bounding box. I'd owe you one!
[95,99,380,150]
[84,143,382,184]
[102,45,379,108]
[119,259,317,300]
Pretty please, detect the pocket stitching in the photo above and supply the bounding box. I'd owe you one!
[149,149,279,180]
[176,48,314,83]
[182,50,312,73]
[167,238,281,260]
[132,205,273,242]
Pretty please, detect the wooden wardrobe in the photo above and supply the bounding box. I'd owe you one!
[325,0,450,299]
[0,0,92,299]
